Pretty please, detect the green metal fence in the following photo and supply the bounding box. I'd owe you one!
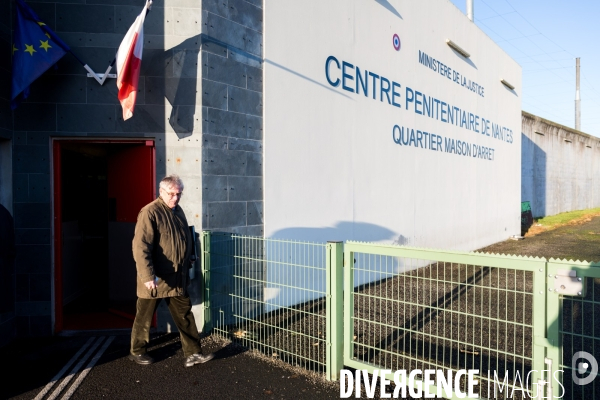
[548,259,600,400]
[201,232,332,376]
[201,232,600,398]
[343,242,546,399]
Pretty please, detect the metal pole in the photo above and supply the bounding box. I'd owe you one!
[326,241,344,381]
[575,57,581,131]
[201,231,212,333]
[467,0,474,21]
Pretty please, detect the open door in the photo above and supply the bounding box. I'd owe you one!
[106,142,155,320]
[53,140,155,332]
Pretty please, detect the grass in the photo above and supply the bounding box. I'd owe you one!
[526,207,600,236]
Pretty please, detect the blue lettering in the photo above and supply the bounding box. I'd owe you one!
[441,101,447,122]
[423,93,431,117]
[342,61,354,93]
[405,87,414,110]
[356,67,368,96]
[380,77,391,104]
[368,72,380,100]
[393,125,402,144]
[409,129,416,146]
[402,127,410,145]
[392,82,401,108]
[325,56,340,87]
[415,91,422,115]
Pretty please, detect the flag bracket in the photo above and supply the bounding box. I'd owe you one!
[86,73,116,79]
[83,64,115,86]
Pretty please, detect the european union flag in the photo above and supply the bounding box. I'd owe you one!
[11,0,70,108]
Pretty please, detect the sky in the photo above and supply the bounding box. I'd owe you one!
[449,0,600,138]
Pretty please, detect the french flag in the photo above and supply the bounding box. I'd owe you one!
[116,0,152,121]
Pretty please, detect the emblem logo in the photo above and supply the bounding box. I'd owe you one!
[393,34,401,51]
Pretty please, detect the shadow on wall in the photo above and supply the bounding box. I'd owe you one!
[521,133,547,221]
[163,35,201,138]
[375,0,402,19]
[270,221,399,243]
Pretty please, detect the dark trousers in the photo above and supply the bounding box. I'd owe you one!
[131,295,202,357]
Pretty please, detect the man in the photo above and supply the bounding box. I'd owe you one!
[129,174,214,367]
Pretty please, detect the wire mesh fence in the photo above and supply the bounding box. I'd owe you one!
[554,262,600,400]
[201,234,600,396]
[344,244,544,399]
[203,232,328,374]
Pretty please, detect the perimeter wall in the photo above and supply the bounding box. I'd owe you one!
[522,111,600,218]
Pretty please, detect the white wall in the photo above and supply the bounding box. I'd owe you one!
[264,0,522,251]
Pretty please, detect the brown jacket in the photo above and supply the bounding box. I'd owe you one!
[132,197,192,298]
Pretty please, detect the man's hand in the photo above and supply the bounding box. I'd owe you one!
[144,279,157,290]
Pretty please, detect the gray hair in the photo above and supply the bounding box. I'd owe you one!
[159,174,184,191]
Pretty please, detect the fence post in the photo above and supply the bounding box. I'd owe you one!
[326,241,344,381]
[201,230,212,334]
[531,260,550,398]
[545,262,564,400]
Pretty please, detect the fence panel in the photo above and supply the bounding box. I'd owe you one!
[343,242,547,399]
[547,260,600,400]
[202,232,329,375]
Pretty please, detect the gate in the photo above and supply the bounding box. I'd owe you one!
[342,241,548,399]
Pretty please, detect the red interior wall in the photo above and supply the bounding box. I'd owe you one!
[107,144,155,223]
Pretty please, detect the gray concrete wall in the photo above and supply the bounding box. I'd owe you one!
[0,0,15,347]
[522,111,600,218]
[200,0,264,237]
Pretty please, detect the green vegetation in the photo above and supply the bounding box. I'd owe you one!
[534,207,600,229]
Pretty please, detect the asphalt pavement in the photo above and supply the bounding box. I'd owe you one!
[3,331,343,400]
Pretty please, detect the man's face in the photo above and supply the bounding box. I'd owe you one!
[159,184,183,209]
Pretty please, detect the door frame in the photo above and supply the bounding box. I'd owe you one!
[51,138,156,333]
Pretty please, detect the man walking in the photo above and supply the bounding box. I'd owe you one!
[129,174,214,367]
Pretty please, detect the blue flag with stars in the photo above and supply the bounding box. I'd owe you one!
[11,0,70,109]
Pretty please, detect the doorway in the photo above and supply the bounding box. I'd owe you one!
[53,140,155,332]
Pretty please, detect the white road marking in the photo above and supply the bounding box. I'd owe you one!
[60,336,115,400]
[33,337,95,400]
[46,337,105,400]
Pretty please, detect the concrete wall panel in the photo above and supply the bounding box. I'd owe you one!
[13,104,56,131]
[228,137,261,152]
[13,146,50,174]
[201,79,228,110]
[13,204,51,229]
[522,112,600,217]
[202,148,247,176]
[56,4,115,33]
[202,175,228,202]
[206,201,246,228]
[228,176,262,201]
[57,104,116,132]
[15,229,51,245]
[205,53,247,88]
[202,133,228,150]
[227,86,261,116]
[247,201,263,225]
[15,245,51,274]
[204,108,246,137]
